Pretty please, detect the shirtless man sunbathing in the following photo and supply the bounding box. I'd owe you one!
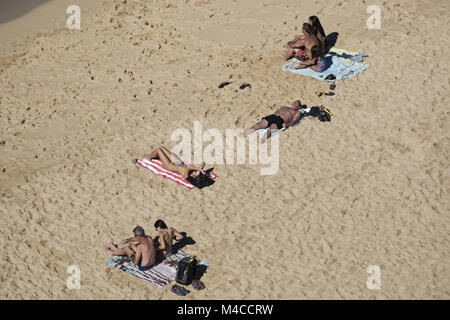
[105,226,156,271]
[153,219,184,259]
[242,100,308,144]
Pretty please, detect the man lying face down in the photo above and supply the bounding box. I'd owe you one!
[105,226,156,271]
[242,100,311,144]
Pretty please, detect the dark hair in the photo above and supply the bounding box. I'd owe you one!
[133,226,145,237]
[186,172,214,189]
[154,219,168,229]
[309,16,326,39]
[302,23,314,35]
[311,45,322,58]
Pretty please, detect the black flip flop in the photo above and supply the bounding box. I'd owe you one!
[218,81,231,88]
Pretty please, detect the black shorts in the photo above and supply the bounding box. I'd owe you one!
[263,114,284,130]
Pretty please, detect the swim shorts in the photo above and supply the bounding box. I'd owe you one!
[263,114,284,130]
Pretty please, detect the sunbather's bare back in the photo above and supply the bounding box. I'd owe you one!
[157,227,183,257]
[135,236,156,267]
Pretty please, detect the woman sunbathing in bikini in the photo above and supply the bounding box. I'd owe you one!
[137,146,206,180]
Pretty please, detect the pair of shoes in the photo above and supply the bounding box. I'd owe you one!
[218,81,252,89]
[171,284,190,296]
[191,279,205,290]
[317,91,335,97]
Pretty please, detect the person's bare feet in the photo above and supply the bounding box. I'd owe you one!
[104,247,114,257]
[242,128,256,137]
[260,133,268,144]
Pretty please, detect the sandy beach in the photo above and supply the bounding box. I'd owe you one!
[0,0,449,299]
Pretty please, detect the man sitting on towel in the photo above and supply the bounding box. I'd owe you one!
[105,226,156,271]
[242,100,309,144]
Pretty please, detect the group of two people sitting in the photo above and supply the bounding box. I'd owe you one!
[105,220,183,271]
[284,15,329,72]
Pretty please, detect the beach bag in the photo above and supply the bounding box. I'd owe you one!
[318,106,332,122]
[175,257,196,285]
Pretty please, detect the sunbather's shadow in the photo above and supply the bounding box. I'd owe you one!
[325,32,339,53]
[192,168,215,189]
[194,264,208,281]
[172,232,196,254]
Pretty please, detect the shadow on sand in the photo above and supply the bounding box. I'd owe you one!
[172,232,196,254]
[325,32,339,52]
[0,0,50,24]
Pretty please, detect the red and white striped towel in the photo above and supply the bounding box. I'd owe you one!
[137,158,217,190]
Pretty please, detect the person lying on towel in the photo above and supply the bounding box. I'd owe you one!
[242,100,310,144]
[105,226,156,271]
[136,146,212,187]
[153,219,184,259]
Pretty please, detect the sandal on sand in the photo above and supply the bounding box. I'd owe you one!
[218,81,231,88]
[239,83,251,90]
[192,280,205,290]
[171,284,190,296]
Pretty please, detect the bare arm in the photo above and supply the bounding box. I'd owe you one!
[119,237,137,246]
[286,37,306,48]
[185,165,205,173]
[171,227,183,241]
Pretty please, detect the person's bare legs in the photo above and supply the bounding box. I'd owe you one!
[310,64,319,72]
[143,147,174,171]
[284,48,295,60]
[260,124,278,144]
[142,147,162,161]
[104,244,135,257]
[242,119,269,137]
[158,146,173,160]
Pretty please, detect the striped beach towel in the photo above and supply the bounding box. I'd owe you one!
[106,250,211,288]
[137,158,217,190]
[106,250,190,288]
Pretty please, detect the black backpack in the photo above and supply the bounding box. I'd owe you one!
[310,106,332,122]
[175,257,196,285]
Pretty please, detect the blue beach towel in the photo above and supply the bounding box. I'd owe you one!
[282,48,370,81]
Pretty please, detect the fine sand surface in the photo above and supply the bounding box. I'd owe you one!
[0,0,449,299]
